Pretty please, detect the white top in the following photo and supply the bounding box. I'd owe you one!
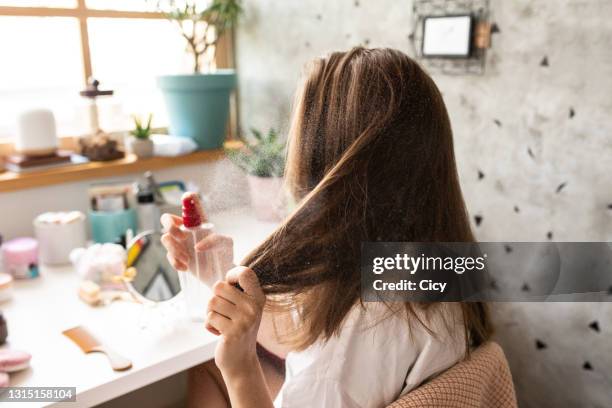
[274,303,466,408]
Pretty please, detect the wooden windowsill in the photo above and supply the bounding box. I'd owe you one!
[0,143,239,193]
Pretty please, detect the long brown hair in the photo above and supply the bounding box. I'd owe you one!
[242,47,492,351]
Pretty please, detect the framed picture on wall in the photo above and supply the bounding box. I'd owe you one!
[422,15,473,58]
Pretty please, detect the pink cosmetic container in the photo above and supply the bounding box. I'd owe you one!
[1,238,39,279]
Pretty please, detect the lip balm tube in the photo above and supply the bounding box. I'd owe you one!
[179,193,224,321]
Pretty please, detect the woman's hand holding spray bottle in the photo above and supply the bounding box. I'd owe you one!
[161,192,234,284]
[160,193,266,379]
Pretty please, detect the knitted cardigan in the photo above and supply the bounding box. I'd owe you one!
[387,342,518,408]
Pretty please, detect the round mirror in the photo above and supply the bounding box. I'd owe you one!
[125,230,180,303]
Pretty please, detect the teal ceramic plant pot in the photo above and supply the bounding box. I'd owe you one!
[157,70,236,150]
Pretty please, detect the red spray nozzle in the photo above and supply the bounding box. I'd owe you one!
[182,192,206,228]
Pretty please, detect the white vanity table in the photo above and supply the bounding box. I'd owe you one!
[2,208,278,407]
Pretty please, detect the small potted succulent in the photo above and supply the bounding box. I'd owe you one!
[126,114,154,159]
[226,128,286,221]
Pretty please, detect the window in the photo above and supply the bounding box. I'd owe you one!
[0,15,85,137]
[0,1,227,140]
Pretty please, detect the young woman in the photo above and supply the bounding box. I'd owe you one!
[161,47,492,408]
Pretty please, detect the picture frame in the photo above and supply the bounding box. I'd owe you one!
[421,14,474,58]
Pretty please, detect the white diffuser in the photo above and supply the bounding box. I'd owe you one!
[15,109,58,156]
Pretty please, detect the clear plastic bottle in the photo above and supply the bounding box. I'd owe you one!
[179,193,224,321]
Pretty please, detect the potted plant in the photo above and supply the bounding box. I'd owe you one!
[126,114,154,158]
[227,128,286,221]
[155,0,241,150]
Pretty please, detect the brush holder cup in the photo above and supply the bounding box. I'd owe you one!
[89,208,138,244]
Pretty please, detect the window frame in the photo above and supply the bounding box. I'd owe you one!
[0,1,234,154]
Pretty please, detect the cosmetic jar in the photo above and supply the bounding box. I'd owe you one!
[1,238,38,279]
[34,211,87,265]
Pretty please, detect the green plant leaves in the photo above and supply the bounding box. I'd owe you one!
[130,113,153,139]
[155,0,241,28]
[226,128,286,178]
[153,0,242,72]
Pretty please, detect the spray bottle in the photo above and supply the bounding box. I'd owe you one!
[179,192,223,321]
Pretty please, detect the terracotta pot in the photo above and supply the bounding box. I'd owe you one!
[126,136,154,159]
[246,175,285,222]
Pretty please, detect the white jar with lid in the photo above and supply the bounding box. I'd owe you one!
[34,211,87,265]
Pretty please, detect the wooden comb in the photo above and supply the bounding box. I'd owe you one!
[62,326,132,371]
